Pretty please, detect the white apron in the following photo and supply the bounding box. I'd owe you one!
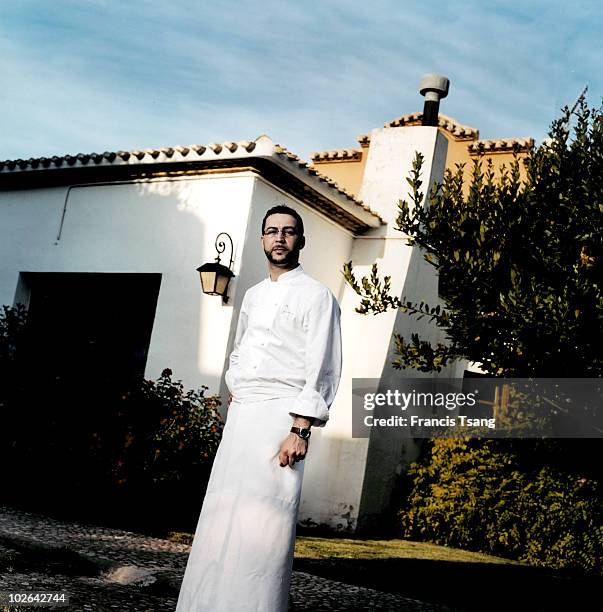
[175,397,305,612]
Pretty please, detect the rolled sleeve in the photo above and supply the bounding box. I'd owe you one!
[289,289,342,427]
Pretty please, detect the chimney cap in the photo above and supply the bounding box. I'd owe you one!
[419,74,450,100]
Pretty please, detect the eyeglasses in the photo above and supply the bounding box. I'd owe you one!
[263,228,298,238]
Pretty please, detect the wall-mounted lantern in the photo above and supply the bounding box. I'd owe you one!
[197,232,235,303]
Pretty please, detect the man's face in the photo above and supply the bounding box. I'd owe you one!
[261,213,305,266]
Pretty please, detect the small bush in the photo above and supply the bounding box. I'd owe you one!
[86,368,225,531]
[0,303,28,362]
[0,304,223,530]
[399,438,603,575]
[109,368,223,489]
[0,303,28,410]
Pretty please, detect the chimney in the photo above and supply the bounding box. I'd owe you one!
[419,74,450,126]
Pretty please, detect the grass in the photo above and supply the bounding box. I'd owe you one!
[163,530,603,609]
[285,535,601,611]
[166,530,520,566]
[294,535,520,565]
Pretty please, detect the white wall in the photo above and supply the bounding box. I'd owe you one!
[214,176,359,527]
[299,126,459,532]
[0,172,256,394]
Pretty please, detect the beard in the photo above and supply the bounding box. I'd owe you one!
[264,245,297,266]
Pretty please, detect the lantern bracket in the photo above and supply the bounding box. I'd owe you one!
[214,232,234,269]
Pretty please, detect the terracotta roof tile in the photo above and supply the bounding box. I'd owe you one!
[384,112,479,140]
[270,141,382,222]
[468,137,534,154]
[0,137,383,230]
[310,148,363,163]
[0,140,273,173]
[312,113,480,161]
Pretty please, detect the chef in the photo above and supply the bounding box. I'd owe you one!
[176,205,342,612]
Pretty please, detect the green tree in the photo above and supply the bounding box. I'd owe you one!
[344,102,603,573]
[343,99,602,377]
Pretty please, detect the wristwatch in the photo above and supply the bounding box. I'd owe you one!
[291,426,311,440]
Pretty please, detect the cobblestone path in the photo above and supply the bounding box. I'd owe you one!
[0,506,450,611]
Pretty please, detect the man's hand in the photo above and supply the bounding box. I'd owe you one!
[278,433,308,468]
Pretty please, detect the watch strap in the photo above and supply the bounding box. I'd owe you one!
[291,426,311,440]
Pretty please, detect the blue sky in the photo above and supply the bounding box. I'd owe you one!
[1,0,600,162]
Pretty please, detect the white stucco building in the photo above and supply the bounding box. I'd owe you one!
[0,123,468,532]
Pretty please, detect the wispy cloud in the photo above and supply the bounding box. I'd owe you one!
[0,0,601,161]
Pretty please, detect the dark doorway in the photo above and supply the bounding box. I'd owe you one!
[3,272,163,510]
[18,272,162,395]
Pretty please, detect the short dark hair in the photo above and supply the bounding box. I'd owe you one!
[261,205,304,236]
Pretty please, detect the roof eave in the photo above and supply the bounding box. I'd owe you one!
[0,136,383,234]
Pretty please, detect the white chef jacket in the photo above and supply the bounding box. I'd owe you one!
[224,264,342,427]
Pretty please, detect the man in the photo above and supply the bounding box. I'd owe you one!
[176,205,342,612]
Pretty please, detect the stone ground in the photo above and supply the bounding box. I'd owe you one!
[0,506,452,611]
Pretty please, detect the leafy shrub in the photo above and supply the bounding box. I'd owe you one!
[0,304,223,530]
[399,438,603,575]
[0,304,28,408]
[82,368,225,530]
[0,303,27,362]
[109,368,223,488]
